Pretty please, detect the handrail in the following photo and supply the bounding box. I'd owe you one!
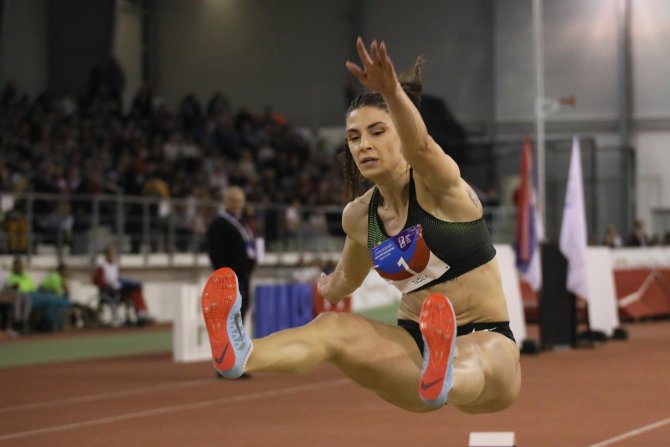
[0,192,516,266]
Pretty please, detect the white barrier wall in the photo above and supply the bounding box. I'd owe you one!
[585,247,620,337]
[144,282,188,323]
[173,283,209,363]
[609,246,670,269]
[494,245,527,346]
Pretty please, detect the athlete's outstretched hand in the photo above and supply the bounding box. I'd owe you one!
[346,37,398,97]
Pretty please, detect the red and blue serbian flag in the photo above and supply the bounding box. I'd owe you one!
[515,136,543,292]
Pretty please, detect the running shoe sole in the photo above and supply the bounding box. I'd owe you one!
[201,267,252,379]
[418,292,457,407]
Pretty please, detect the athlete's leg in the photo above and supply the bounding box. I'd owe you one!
[449,332,521,414]
[248,311,432,412]
[248,312,520,413]
[415,293,520,411]
[203,268,519,413]
[202,267,428,410]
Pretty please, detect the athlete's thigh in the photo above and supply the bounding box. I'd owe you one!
[453,332,521,414]
[327,313,429,411]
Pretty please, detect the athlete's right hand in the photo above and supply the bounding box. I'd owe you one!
[317,272,339,305]
[346,36,399,97]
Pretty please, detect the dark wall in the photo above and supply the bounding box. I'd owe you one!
[47,0,114,96]
[144,0,494,128]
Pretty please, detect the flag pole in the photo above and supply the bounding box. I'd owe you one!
[532,0,546,240]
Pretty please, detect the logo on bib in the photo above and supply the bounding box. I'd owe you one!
[370,224,450,294]
[371,225,430,281]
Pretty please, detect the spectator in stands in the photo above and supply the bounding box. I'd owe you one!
[42,202,74,250]
[284,198,303,242]
[627,219,651,247]
[143,164,171,252]
[207,159,230,197]
[603,224,623,248]
[96,246,155,326]
[7,257,68,332]
[3,206,29,254]
[89,56,126,108]
[178,92,203,133]
[206,91,231,118]
[0,160,12,191]
[130,83,155,119]
[40,263,70,299]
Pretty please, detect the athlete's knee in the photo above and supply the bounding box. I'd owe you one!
[311,311,355,332]
[310,311,364,352]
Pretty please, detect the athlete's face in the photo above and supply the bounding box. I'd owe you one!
[345,106,405,181]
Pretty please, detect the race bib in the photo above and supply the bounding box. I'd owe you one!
[370,224,450,293]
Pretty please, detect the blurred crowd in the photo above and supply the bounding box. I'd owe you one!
[602,219,670,248]
[3,58,670,256]
[0,58,344,253]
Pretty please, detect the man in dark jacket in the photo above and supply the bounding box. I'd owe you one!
[206,186,256,320]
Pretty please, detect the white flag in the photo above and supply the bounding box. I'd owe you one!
[559,137,589,299]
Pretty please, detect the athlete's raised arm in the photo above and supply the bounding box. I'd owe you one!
[346,37,460,194]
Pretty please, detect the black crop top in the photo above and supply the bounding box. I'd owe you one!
[367,171,496,293]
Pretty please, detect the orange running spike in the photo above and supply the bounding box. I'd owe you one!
[201,267,252,378]
[418,293,457,406]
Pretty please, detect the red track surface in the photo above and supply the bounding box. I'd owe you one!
[0,321,668,447]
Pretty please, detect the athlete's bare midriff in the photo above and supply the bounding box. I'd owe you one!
[396,257,509,326]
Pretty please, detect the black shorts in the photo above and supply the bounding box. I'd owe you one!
[397,319,516,356]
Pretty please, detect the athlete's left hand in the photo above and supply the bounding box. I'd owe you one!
[346,37,399,97]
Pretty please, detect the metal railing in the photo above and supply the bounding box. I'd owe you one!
[0,192,517,265]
